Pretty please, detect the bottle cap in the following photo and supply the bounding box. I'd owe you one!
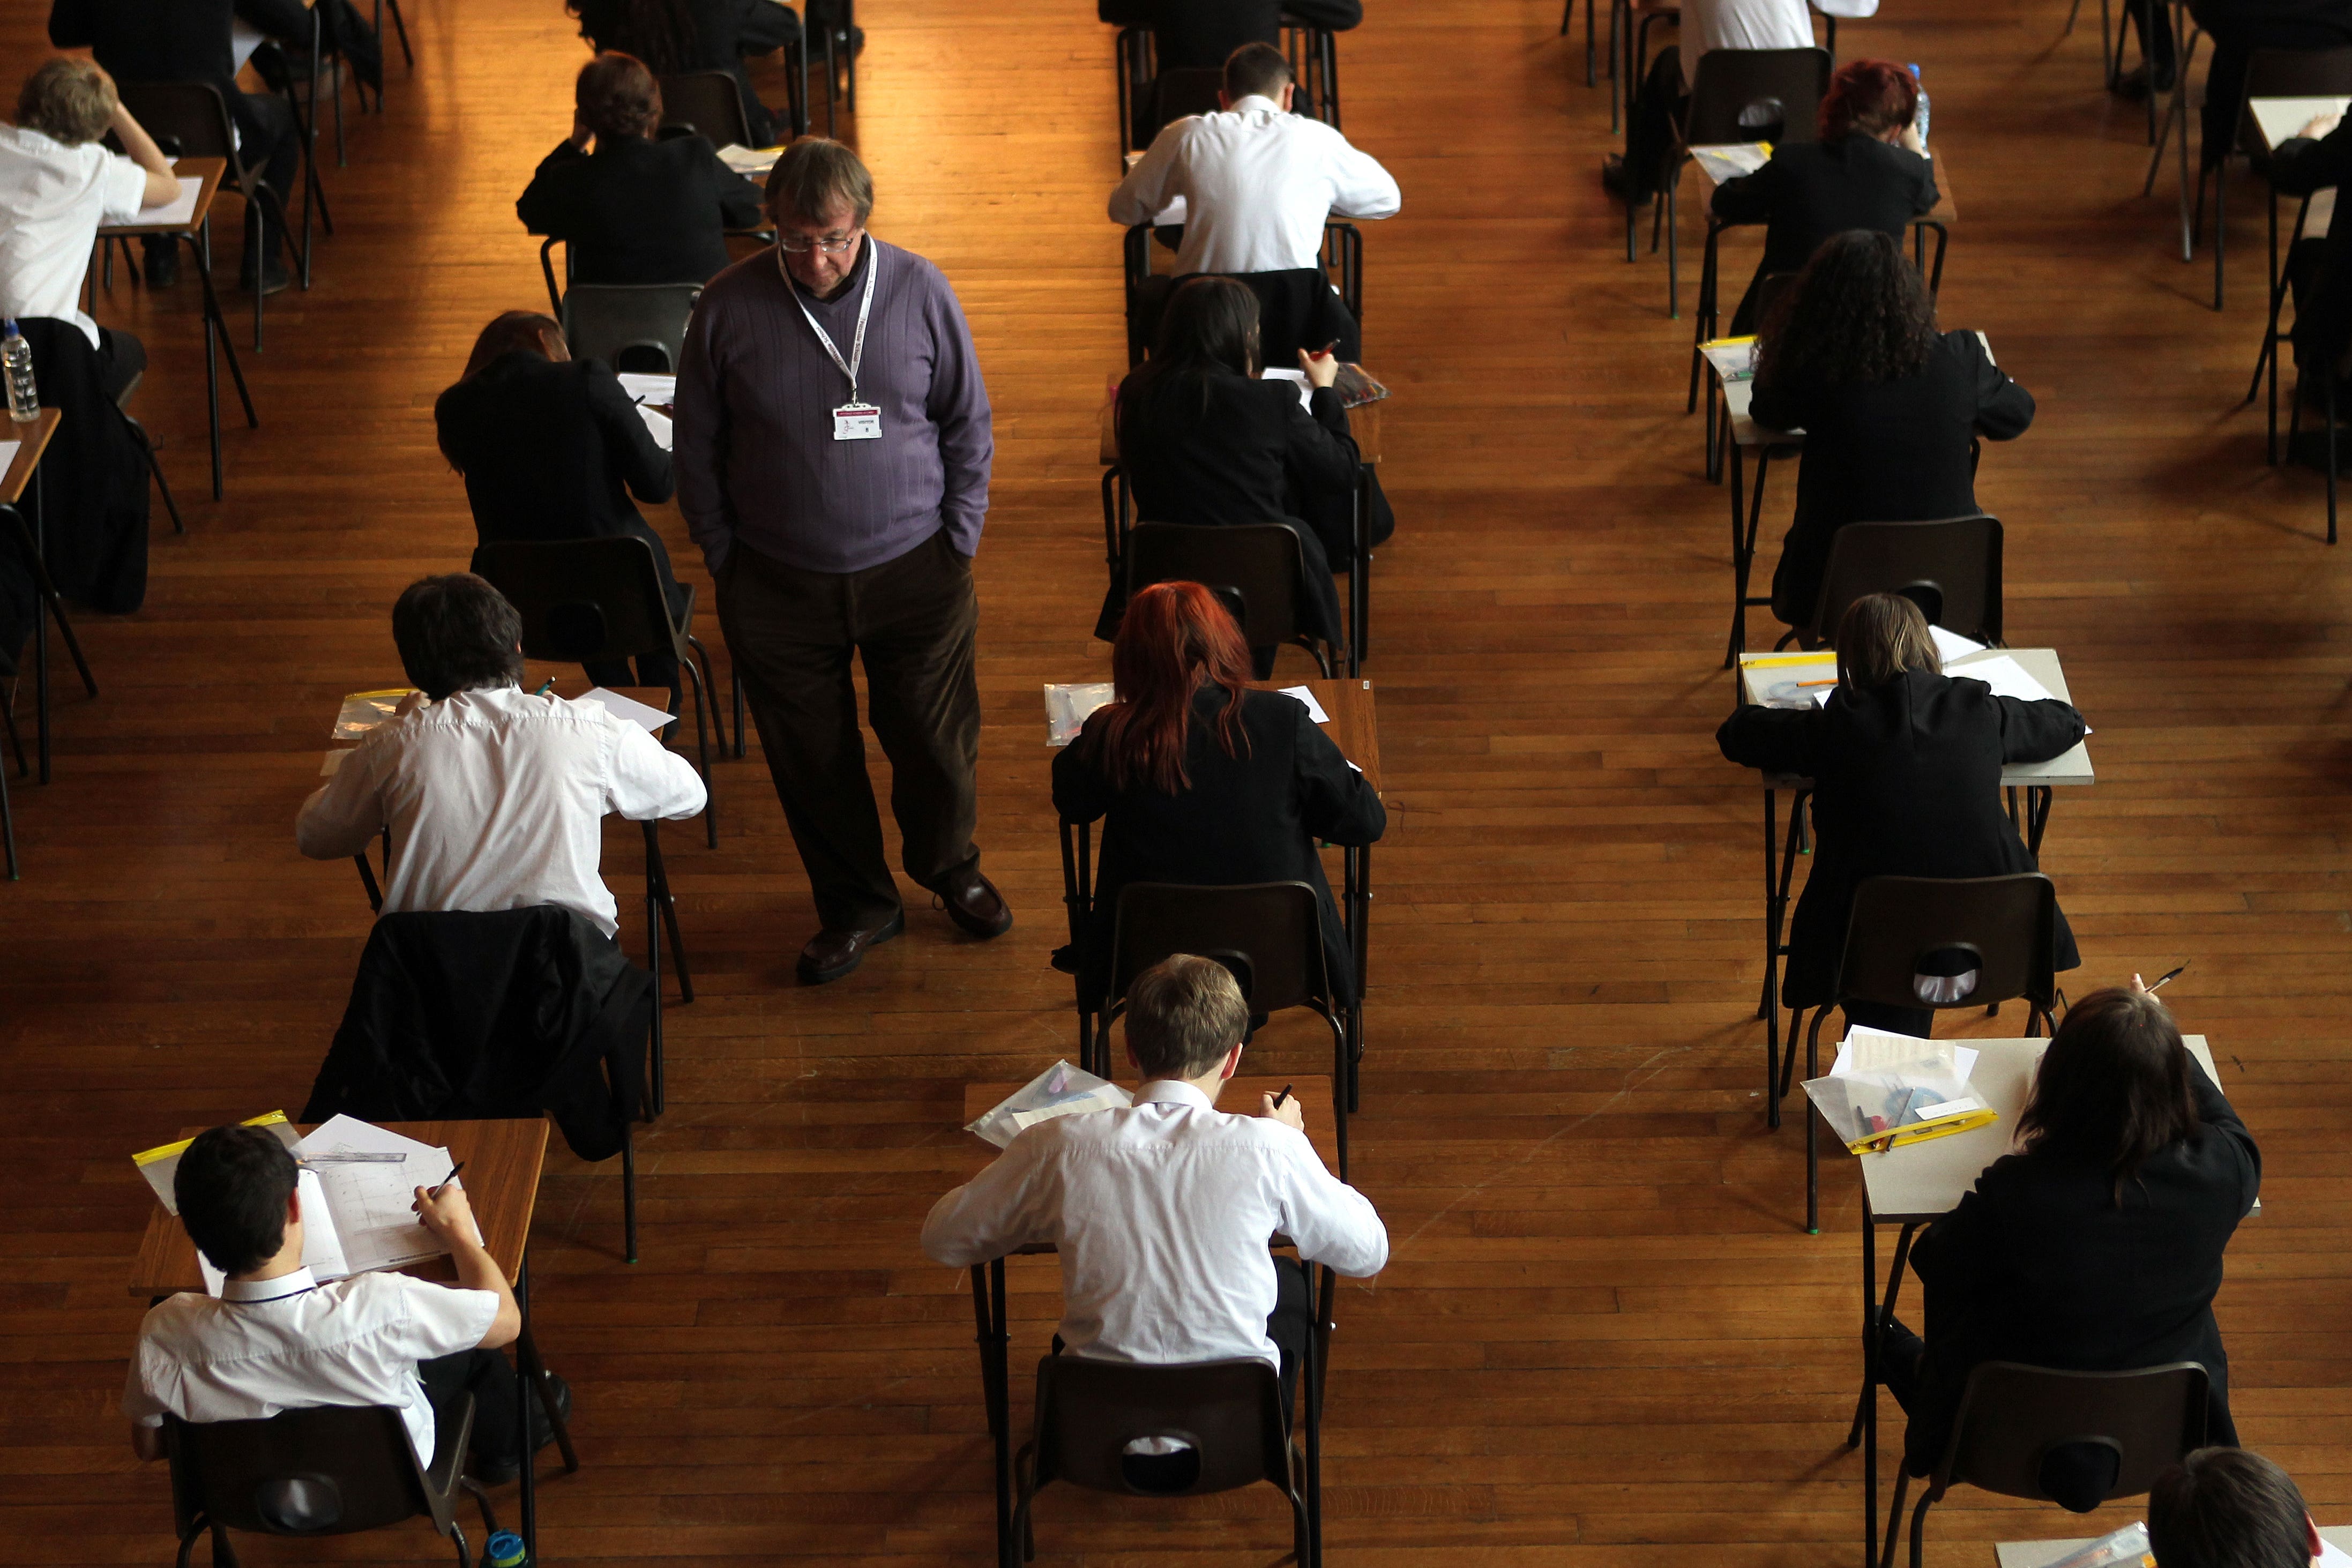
[484,1529,527,1567]
[1908,62,1922,76]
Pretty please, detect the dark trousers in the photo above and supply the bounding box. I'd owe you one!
[418,1348,520,1467]
[96,327,145,406]
[2127,0,2177,74]
[718,529,982,932]
[1625,48,1688,199]
[139,89,300,273]
[2202,18,2352,166]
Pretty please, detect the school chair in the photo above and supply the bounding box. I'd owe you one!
[1123,522,1341,678]
[113,83,298,353]
[1014,1356,1320,1568]
[560,283,705,376]
[469,536,726,849]
[1801,516,2004,649]
[2205,47,2352,312]
[1884,1362,2211,1568]
[1654,47,1832,315]
[165,1403,503,1568]
[1784,872,2058,1231]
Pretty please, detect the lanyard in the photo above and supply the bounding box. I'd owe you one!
[780,237,879,403]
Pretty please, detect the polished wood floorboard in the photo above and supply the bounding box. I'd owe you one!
[5,0,2352,1562]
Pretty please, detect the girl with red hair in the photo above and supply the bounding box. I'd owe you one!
[1709,57,1938,333]
[1051,580,1385,1003]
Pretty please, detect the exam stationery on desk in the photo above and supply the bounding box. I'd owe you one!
[2034,1522,2153,1568]
[1700,335,1757,383]
[579,686,677,734]
[966,1061,1132,1148]
[135,1112,300,1215]
[1804,1029,1996,1154]
[333,688,414,740]
[1691,142,1771,183]
[617,372,676,407]
[715,143,786,177]
[1043,682,1115,746]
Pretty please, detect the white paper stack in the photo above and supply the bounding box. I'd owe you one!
[579,687,677,733]
[966,1061,1132,1149]
[1278,685,1331,723]
[1947,653,2058,704]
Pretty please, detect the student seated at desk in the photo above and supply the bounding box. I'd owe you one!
[921,953,1389,1417]
[295,573,707,938]
[2189,0,2352,171]
[1100,0,1362,75]
[435,310,688,694]
[1715,594,2084,1036]
[1054,581,1385,1008]
[1750,229,2034,630]
[2264,108,2352,443]
[569,0,802,147]
[0,59,178,402]
[517,52,764,288]
[1877,984,2260,1500]
[1708,58,1938,334]
[1108,276,1386,654]
[2152,1447,2328,1568]
[1606,0,1816,201]
[122,1124,566,1486]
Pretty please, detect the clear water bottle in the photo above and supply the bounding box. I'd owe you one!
[2,320,35,424]
[1908,63,1930,150]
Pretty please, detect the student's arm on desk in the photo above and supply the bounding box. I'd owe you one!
[607,719,708,822]
[2268,116,2352,196]
[1109,124,1182,228]
[706,141,767,229]
[1907,1164,2004,1321]
[1050,728,1114,825]
[1990,694,2086,765]
[585,361,674,505]
[295,738,386,860]
[109,102,181,211]
[1716,704,1823,776]
[1293,703,1385,846]
[920,1135,1054,1267]
[1286,385,1364,497]
[1273,1129,1388,1276]
[413,1180,522,1349]
[1962,330,2035,440]
[1709,159,1778,225]
[2187,1066,2263,1218]
[1323,132,1401,222]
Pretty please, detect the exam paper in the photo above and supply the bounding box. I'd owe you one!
[1948,653,2058,705]
[1279,685,1331,723]
[1832,1026,1979,1085]
[1691,142,1771,183]
[618,372,676,406]
[715,143,784,177]
[297,1116,458,1274]
[1929,625,1987,661]
[636,403,673,452]
[0,440,19,476]
[579,686,676,733]
[1262,367,1313,411]
[137,175,205,231]
[966,1061,1133,1148]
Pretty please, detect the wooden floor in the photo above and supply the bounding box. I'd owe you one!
[6,0,2352,1562]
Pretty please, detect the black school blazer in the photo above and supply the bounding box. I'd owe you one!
[1902,1067,2260,1473]
[1715,668,2086,1008]
[517,133,763,287]
[1052,685,1385,1003]
[1751,330,2035,628]
[1711,133,1939,322]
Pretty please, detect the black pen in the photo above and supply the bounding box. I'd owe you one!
[1271,1084,1293,1109]
[429,1160,466,1199]
[2148,963,2187,991]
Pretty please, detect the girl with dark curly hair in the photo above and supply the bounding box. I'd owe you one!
[1751,229,2035,629]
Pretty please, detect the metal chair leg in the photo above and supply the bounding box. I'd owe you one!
[681,655,718,847]
[621,1119,638,1264]
[684,632,727,755]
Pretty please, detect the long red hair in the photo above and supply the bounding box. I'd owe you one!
[1819,58,1917,140]
[1085,581,1252,795]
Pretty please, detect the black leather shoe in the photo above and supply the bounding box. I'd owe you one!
[797,909,905,983]
[238,255,292,296]
[935,869,1012,939]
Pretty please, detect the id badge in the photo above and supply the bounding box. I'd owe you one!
[833,402,882,441]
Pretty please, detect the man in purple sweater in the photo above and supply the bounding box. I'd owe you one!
[675,138,1007,984]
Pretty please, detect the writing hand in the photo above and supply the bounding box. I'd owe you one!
[1258,1092,1305,1132]
[1298,347,1340,390]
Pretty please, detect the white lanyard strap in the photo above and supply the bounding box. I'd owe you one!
[782,237,879,402]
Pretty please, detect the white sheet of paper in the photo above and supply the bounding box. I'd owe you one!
[295,1116,460,1274]
[1929,625,1987,661]
[137,175,205,230]
[1834,1026,1980,1084]
[636,402,673,451]
[2317,1539,2352,1567]
[0,440,19,475]
[618,372,676,405]
[715,143,782,177]
[1261,367,1313,412]
[1691,142,1771,183]
[1279,685,1331,723]
[579,686,676,733]
[1949,653,2058,705]
[230,18,265,72]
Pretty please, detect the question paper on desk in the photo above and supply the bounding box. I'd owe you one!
[1948,654,2058,705]
[296,1115,460,1275]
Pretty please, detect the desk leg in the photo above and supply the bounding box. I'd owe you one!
[1349,472,1369,676]
[29,480,48,786]
[191,220,260,504]
[1301,1260,1330,1568]
[516,1252,537,1562]
[1853,1217,1919,1568]
[1725,439,1748,669]
[970,1260,1013,1568]
[2026,786,2055,857]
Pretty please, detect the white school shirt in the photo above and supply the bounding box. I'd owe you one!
[920,1079,1390,1369]
[0,125,151,348]
[1109,95,1401,277]
[295,684,707,937]
[1685,0,1817,72]
[122,1268,499,1464]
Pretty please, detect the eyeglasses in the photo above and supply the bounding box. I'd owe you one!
[777,232,861,255]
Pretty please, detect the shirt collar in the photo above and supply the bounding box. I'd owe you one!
[221,1267,318,1303]
[1134,1079,1217,1110]
[1230,94,1283,116]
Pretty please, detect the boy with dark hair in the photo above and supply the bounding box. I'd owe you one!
[122,1124,561,1484]
[2151,1448,2325,1568]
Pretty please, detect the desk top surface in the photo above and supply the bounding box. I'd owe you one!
[129,1118,550,1297]
[1,408,62,506]
[98,157,226,238]
[1861,1037,2220,1224]
[961,1074,1340,1173]
[1736,647,2094,787]
[1262,676,1380,793]
[1995,1525,2352,1566]
[2251,95,2352,153]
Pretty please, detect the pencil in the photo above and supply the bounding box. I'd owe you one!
[1796,680,1839,687]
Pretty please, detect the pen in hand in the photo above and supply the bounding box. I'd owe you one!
[429,1160,466,1200]
[1272,1084,1293,1109]
[2148,963,2187,991]
[533,678,555,696]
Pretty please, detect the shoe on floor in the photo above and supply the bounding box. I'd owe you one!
[797,908,905,984]
[238,255,292,296]
[933,868,1012,939]
[143,246,180,288]
[1601,153,1652,205]
[469,1372,573,1487]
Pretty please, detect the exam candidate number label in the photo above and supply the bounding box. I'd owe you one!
[834,402,881,441]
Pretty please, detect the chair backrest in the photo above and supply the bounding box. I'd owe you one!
[113,81,243,180]
[559,283,703,374]
[1834,873,2058,1016]
[1029,1355,1293,1497]
[166,1407,437,1540]
[1145,68,1226,141]
[657,71,754,147]
[1807,515,2004,647]
[2238,47,2352,158]
[1934,1362,2211,1509]
[1752,268,1800,328]
[1684,48,1834,146]
[1123,522,1317,656]
[471,536,681,664]
[1108,880,1331,1014]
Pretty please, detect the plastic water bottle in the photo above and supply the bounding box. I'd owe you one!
[482,1530,528,1567]
[1908,64,1930,150]
[2,320,35,424]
